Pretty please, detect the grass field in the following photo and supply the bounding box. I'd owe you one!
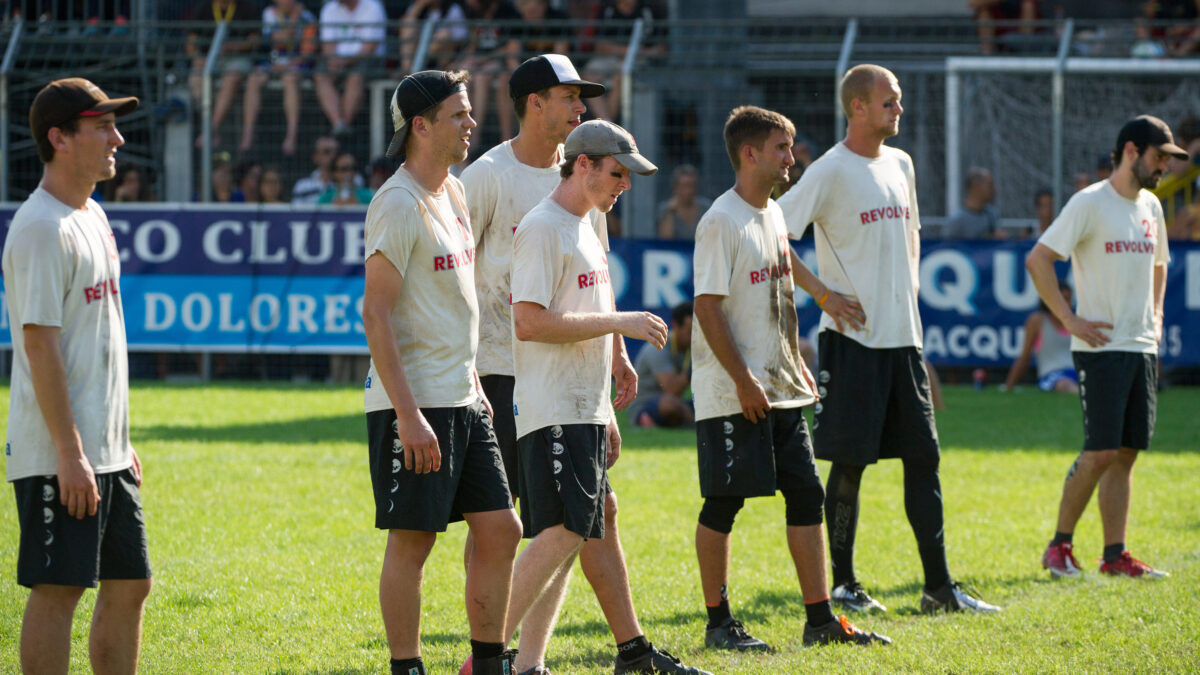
[1,383,1198,674]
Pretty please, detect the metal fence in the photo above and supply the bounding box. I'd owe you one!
[5,16,1199,229]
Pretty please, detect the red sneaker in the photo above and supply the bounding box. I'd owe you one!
[1042,542,1082,578]
[458,654,472,675]
[1099,551,1169,578]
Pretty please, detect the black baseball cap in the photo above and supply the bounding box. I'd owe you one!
[509,54,605,101]
[1115,115,1189,161]
[385,70,468,159]
[30,78,138,145]
[564,120,657,176]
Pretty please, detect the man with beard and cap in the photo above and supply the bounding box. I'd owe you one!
[5,77,150,675]
[362,69,521,675]
[1030,115,1181,581]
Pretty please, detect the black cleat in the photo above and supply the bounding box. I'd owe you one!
[613,645,712,674]
[704,617,771,652]
[802,615,892,646]
[920,581,1001,614]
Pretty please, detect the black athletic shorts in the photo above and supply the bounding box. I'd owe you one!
[14,467,151,589]
[1073,351,1158,451]
[367,400,512,532]
[480,375,518,493]
[696,407,823,499]
[517,423,609,540]
[813,330,940,466]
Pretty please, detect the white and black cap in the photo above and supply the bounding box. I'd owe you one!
[386,70,467,159]
[564,120,657,176]
[509,54,606,101]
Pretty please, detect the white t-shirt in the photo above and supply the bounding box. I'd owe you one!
[460,141,608,377]
[691,190,817,421]
[3,188,132,482]
[363,168,479,412]
[510,198,614,439]
[320,0,386,58]
[777,142,923,349]
[1039,180,1169,354]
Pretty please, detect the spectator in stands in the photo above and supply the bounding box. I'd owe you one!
[656,164,711,240]
[970,0,1040,55]
[1003,280,1079,394]
[259,165,288,203]
[1138,0,1200,57]
[773,136,815,199]
[459,0,522,152]
[186,0,261,149]
[315,0,387,137]
[398,0,468,73]
[367,156,395,190]
[318,153,374,204]
[1032,187,1054,237]
[629,301,694,428]
[205,153,236,202]
[1154,115,1200,239]
[232,160,262,202]
[583,0,665,122]
[510,0,570,60]
[292,135,341,203]
[1095,153,1114,180]
[104,163,153,202]
[243,0,318,156]
[943,166,1000,238]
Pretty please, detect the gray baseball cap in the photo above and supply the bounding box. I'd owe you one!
[564,120,657,176]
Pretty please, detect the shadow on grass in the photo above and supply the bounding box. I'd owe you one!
[133,413,364,445]
[270,670,373,675]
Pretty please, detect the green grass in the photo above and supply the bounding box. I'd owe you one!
[1,383,1199,673]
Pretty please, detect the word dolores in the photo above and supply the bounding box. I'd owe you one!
[142,292,364,335]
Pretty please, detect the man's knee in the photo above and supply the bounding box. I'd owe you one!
[97,578,153,610]
[783,486,824,528]
[29,584,86,613]
[385,530,437,565]
[604,491,619,523]
[698,496,745,534]
[470,510,522,556]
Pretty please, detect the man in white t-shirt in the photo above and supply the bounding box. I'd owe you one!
[460,56,701,675]
[500,121,707,675]
[362,69,521,675]
[778,64,1000,615]
[1028,115,1180,580]
[691,105,890,652]
[4,78,149,675]
[315,0,387,136]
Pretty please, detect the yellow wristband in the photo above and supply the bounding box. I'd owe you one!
[817,290,830,308]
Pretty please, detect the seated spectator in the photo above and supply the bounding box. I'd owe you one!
[510,0,570,62]
[367,156,396,190]
[232,160,263,202]
[398,0,468,73]
[243,0,318,155]
[315,0,387,136]
[1153,115,1200,239]
[943,166,1000,239]
[458,0,522,151]
[970,0,1040,55]
[629,301,694,428]
[259,166,288,203]
[656,164,711,240]
[198,153,235,202]
[583,0,665,122]
[1095,153,1114,181]
[292,135,341,203]
[317,153,374,204]
[1003,280,1078,394]
[104,163,153,202]
[187,0,261,148]
[1031,186,1054,237]
[1138,0,1200,57]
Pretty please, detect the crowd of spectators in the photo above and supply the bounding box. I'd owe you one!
[970,0,1200,56]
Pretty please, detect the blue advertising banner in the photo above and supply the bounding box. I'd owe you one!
[1,205,1197,366]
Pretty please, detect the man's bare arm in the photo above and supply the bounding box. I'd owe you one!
[24,324,98,519]
[693,294,769,423]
